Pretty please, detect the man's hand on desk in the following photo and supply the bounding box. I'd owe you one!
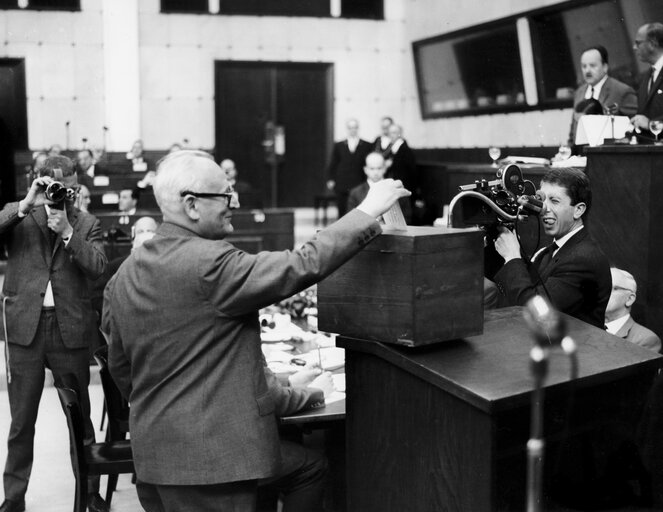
[288,365,322,387]
[308,372,335,398]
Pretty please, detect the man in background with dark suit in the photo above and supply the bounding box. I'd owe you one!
[103,150,409,511]
[605,267,661,352]
[373,116,393,158]
[326,118,372,217]
[385,124,418,208]
[568,45,637,146]
[493,167,611,329]
[76,149,106,190]
[0,155,108,512]
[631,22,663,141]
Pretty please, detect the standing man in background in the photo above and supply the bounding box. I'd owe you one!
[373,116,394,158]
[631,22,663,141]
[568,45,637,146]
[0,156,108,512]
[326,119,372,217]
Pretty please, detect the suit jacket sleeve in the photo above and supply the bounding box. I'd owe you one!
[494,253,596,313]
[206,209,381,317]
[264,362,324,417]
[0,202,24,235]
[617,85,638,117]
[65,215,107,280]
[103,273,133,398]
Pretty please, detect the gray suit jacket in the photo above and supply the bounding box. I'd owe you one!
[103,209,380,485]
[0,202,106,348]
[615,316,662,353]
[568,76,638,145]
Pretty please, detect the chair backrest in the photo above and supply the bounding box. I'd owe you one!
[94,345,130,439]
[56,385,88,476]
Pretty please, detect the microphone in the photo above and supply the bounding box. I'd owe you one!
[523,295,566,347]
[518,190,546,215]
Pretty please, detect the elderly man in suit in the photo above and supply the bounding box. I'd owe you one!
[0,156,108,512]
[631,23,663,141]
[326,118,373,217]
[102,150,409,511]
[568,45,637,146]
[605,267,661,352]
[493,167,611,329]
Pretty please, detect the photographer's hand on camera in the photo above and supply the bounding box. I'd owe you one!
[18,177,56,215]
[494,226,521,263]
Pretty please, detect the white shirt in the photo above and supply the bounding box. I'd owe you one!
[18,205,72,307]
[86,164,96,178]
[347,137,359,153]
[606,313,630,335]
[584,75,608,100]
[651,54,663,85]
[532,225,584,261]
[379,135,390,150]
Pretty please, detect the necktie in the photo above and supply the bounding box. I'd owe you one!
[536,242,558,275]
[649,67,656,93]
[589,86,595,99]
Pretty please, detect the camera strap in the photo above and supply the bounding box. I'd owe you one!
[53,168,63,180]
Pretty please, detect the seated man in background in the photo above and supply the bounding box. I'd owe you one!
[220,158,262,209]
[347,152,412,223]
[493,167,611,328]
[118,188,139,218]
[605,267,661,352]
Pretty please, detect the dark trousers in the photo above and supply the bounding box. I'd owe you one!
[260,440,328,512]
[3,309,98,501]
[136,479,257,512]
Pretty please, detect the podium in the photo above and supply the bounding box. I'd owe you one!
[339,307,662,511]
[585,145,663,338]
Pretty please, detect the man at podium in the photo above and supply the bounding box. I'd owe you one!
[492,167,611,328]
[568,45,637,147]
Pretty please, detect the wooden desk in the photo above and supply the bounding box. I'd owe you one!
[585,144,663,338]
[339,307,662,511]
[280,399,345,426]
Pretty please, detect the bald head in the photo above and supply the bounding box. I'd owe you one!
[220,159,237,183]
[388,124,403,141]
[364,152,386,183]
[132,216,158,250]
[605,268,638,322]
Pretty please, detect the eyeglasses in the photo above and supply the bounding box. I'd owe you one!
[634,39,648,47]
[612,285,635,294]
[180,188,236,206]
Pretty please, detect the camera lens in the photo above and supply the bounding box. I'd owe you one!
[45,181,67,203]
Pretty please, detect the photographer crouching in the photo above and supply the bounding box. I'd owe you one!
[0,155,108,512]
[492,167,611,328]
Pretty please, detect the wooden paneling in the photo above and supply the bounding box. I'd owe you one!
[585,145,663,338]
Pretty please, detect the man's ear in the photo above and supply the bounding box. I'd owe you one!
[573,202,587,220]
[182,196,200,221]
[625,292,636,309]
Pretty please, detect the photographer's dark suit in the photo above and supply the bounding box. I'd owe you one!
[0,201,106,503]
[494,228,611,328]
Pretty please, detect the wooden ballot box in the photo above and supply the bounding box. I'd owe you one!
[318,225,484,346]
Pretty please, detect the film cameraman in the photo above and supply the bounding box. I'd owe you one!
[491,167,611,329]
[0,155,108,512]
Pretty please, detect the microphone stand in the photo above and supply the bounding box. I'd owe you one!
[65,121,71,151]
[527,344,548,512]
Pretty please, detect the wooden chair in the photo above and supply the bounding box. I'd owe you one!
[93,345,132,500]
[56,384,134,512]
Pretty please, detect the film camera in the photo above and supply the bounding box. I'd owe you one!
[44,180,77,210]
[448,164,545,230]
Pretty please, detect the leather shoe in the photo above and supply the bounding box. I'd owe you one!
[87,493,109,512]
[0,499,25,512]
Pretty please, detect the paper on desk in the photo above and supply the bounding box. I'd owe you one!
[325,391,345,405]
[294,347,345,371]
[332,373,345,392]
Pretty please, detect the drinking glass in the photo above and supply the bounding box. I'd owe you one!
[649,120,663,144]
[488,146,501,167]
